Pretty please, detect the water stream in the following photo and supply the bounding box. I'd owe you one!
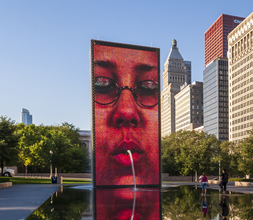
[127,150,137,220]
[127,150,136,191]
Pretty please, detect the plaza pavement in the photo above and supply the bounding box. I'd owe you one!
[0,184,59,220]
[1,181,253,220]
[163,181,253,194]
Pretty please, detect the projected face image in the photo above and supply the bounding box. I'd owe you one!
[93,43,159,186]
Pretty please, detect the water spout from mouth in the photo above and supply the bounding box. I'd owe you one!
[127,150,136,191]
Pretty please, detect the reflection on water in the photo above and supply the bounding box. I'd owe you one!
[26,187,91,220]
[26,185,253,220]
[96,188,160,220]
[162,185,253,220]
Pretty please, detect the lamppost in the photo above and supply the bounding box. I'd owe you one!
[49,150,53,178]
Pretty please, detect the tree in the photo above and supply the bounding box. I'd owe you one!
[162,130,219,178]
[177,131,219,177]
[161,132,181,175]
[17,124,41,170]
[237,130,253,176]
[63,144,90,173]
[215,140,242,177]
[0,116,19,175]
[17,122,90,174]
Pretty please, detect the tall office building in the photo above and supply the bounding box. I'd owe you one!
[20,108,33,125]
[228,12,253,142]
[205,14,244,68]
[161,39,191,137]
[203,58,229,141]
[203,14,244,141]
[175,81,203,132]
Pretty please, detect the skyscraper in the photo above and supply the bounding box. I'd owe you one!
[175,81,203,132]
[203,58,229,141]
[20,108,33,125]
[228,12,253,142]
[203,14,244,141]
[205,14,244,68]
[161,39,191,137]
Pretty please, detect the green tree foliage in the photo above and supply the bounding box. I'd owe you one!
[162,130,219,176]
[0,116,19,175]
[237,130,253,176]
[161,132,181,175]
[217,141,242,177]
[17,122,90,173]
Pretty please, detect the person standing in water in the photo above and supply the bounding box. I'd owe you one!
[201,172,208,195]
[220,169,229,194]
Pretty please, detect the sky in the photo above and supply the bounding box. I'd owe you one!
[1,0,253,130]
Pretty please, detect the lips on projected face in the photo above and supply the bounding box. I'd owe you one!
[111,141,143,166]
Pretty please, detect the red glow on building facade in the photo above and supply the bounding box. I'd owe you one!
[205,14,245,68]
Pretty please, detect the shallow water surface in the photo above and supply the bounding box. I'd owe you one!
[26,185,253,220]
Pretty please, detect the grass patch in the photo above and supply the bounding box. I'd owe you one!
[63,179,91,184]
[0,177,10,183]
[0,177,91,184]
[229,178,253,182]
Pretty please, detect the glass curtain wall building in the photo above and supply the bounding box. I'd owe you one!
[203,58,228,141]
[20,108,33,125]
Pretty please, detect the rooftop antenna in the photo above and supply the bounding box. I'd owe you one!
[98,35,99,40]
[151,42,152,47]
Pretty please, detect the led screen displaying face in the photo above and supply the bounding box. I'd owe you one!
[91,40,160,187]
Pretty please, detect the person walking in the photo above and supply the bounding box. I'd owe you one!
[220,169,229,194]
[201,172,208,195]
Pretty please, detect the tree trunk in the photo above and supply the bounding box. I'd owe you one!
[50,164,52,178]
[219,160,221,181]
[1,161,4,176]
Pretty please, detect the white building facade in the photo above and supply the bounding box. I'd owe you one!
[161,39,191,137]
[175,81,203,132]
[228,12,253,142]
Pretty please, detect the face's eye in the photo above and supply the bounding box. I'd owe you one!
[136,80,158,95]
[94,77,116,94]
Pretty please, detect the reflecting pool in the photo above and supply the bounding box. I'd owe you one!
[26,185,253,220]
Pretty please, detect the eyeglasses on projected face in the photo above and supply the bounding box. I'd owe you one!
[94,76,159,107]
